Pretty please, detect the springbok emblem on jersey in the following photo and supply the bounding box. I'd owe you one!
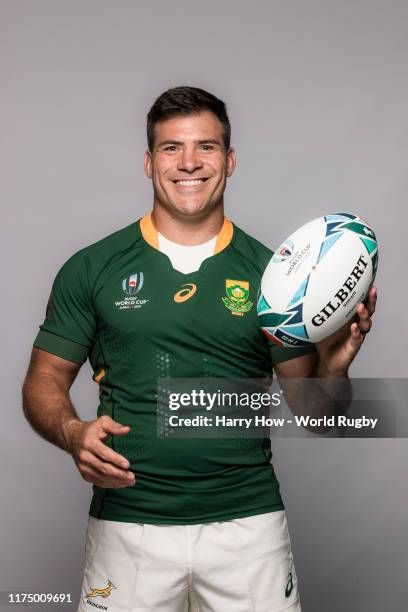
[85,579,116,599]
[122,272,144,296]
[222,279,253,316]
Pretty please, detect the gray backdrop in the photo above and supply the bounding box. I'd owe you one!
[1,1,407,610]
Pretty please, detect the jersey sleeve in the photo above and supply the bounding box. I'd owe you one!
[269,341,317,367]
[33,251,96,363]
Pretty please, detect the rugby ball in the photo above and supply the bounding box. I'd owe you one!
[258,213,378,347]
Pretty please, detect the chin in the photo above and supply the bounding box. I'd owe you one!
[172,200,214,218]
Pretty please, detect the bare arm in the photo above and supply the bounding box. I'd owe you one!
[22,348,136,488]
[274,352,352,433]
[22,347,83,451]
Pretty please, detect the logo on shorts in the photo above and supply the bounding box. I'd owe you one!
[174,283,197,303]
[84,579,116,609]
[285,572,293,598]
[85,579,116,599]
[222,279,253,316]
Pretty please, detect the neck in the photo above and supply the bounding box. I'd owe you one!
[151,202,225,245]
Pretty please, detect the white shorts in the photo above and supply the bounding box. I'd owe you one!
[78,511,301,612]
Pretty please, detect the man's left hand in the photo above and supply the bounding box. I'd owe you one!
[315,286,377,378]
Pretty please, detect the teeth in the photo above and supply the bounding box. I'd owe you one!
[176,179,205,186]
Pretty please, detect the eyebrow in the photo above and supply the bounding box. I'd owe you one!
[197,139,222,145]
[156,138,222,148]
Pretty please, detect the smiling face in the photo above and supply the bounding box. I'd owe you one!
[144,111,236,220]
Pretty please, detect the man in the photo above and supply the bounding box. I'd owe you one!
[23,86,376,612]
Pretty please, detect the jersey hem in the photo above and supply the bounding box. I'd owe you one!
[88,502,285,526]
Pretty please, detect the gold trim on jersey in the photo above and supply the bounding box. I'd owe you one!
[214,217,234,254]
[140,213,159,249]
[139,212,233,255]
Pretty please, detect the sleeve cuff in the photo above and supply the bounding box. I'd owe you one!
[33,329,89,363]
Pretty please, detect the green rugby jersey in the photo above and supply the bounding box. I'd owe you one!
[34,213,315,525]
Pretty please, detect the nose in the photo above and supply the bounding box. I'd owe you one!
[177,147,203,173]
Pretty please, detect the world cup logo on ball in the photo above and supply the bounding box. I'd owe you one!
[274,239,295,262]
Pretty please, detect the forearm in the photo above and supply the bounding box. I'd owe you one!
[285,378,351,417]
[312,356,353,413]
[280,358,353,434]
[22,373,82,453]
[309,366,351,413]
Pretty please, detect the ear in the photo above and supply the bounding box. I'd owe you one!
[226,147,236,177]
[144,150,153,179]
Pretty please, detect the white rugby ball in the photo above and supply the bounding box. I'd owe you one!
[258,213,378,347]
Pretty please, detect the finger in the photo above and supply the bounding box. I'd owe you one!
[81,464,135,489]
[82,424,130,468]
[92,439,130,469]
[79,451,136,484]
[92,458,136,484]
[97,416,131,437]
[364,286,377,316]
[355,303,372,334]
[350,321,365,346]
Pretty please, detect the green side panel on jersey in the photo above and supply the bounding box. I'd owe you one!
[34,219,316,525]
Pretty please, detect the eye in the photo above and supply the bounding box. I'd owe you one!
[199,144,215,151]
[163,145,178,152]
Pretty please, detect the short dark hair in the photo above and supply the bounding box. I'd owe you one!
[147,86,231,152]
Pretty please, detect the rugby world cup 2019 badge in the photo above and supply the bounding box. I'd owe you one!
[114,272,149,310]
[222,279,253,316]
[123,272,144,296]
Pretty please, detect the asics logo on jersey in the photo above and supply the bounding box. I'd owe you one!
[174,283,197,303]
[122,272,144,296]
[85,578,116,599]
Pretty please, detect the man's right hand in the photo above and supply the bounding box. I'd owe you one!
[65,415,136,489]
